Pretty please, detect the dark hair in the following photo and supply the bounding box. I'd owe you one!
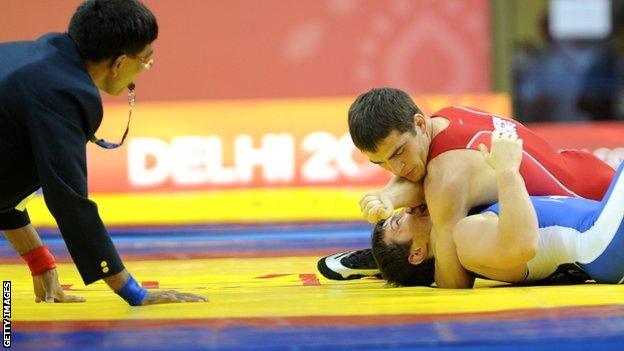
[68,0,158,62]
[371,219,434,287]
[348,88,423,152]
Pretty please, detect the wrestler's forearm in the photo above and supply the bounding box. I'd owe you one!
[433,225,475,289]
[383,176,425,208]
[425,172,474,288]
[495,169,539,255]
[2,224,44,255]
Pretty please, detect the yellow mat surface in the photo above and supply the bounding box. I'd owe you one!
[4,257,624,322]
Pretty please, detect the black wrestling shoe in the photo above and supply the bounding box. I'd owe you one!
[317,249,381,280]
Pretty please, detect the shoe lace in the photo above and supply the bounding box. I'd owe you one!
[345,249,376,268]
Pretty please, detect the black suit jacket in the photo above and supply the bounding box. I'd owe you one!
[0,33,124,284]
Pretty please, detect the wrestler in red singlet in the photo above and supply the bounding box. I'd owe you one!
[428,106,615,200]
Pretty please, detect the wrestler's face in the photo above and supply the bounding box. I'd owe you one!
[103,43,154,96]
[382,205,432,250]
[364,116,429,182]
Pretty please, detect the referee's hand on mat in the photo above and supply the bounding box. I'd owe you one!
[33,268,86,303]
[141,290,208,305]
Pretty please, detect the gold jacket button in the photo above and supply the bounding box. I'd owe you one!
[100,261,108,268]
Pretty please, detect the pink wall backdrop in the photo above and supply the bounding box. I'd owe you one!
[0,0,491,102]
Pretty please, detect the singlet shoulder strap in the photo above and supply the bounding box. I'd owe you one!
[427,106,493,162]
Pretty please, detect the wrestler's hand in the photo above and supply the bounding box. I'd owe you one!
[141,290,208,305]
[359,189,394,223]
[33,268,86,303]
[478,131,523,173]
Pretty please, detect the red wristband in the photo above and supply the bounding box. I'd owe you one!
[21,245,56,276]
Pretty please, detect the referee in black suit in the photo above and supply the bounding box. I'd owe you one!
[0,0,205,306]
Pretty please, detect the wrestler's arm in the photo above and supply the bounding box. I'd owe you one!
[360,176,425,223]
[454,134,539,269]
[425,166,475,289]
[383,176,425,208]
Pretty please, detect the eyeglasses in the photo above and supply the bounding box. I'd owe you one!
[127,53,154,70]
[90,83,136,149]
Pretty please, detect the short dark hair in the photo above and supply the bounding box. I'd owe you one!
[68,0,158,62]
[371,219,434,287]
[348,88,423,152]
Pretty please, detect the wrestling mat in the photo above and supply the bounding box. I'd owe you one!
[2,224,624,350]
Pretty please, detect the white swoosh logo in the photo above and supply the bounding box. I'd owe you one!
[324,252,380,279]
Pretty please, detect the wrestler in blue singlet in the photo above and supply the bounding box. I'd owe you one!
[482,162,624,284]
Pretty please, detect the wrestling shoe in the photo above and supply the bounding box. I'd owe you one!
[317,249,381,280]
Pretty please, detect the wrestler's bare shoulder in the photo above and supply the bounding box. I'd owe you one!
[426,150,483,184]
[425,150,497,207]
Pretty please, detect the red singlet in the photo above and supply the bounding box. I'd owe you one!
[428,106,614,200]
